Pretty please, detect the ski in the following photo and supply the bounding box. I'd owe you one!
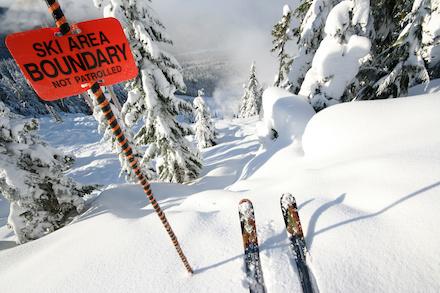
[280,193,316,293]
[238,199,266,293]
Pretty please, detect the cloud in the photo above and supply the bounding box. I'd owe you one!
[153,0,298,81]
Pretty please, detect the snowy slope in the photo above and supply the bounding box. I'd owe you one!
[1,92,440,292]
[232,93,440,292]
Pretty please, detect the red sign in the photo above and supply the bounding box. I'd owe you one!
[6,17,138,101]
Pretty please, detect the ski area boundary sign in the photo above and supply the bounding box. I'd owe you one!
[6,17,138,101]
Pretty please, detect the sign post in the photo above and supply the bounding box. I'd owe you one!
[6,0,193,274]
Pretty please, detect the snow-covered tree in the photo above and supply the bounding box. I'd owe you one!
[0,102,94,243]
[299,0,372,110]
[355,0,431,100]
[0,59,91,116]
[93,0,202,183]
[289,0,342,93]
[272,5,294,89]
[88,87,155,182]
[423,0,440,77]
[238,62,263,118]
[193,90,216,149]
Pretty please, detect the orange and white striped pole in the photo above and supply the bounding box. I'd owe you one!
[43,0,193,274]
[89,83,193,273]
[45,0,70,35]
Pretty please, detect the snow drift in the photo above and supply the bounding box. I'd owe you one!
[233,91,440,292]
[302,94,440,160]
[2,91,440,292]
[258,87,315,144]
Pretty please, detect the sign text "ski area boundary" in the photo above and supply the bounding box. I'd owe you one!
[6,17,138,101]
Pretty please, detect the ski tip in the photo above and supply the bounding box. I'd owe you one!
[238,199,254,214]
[280,193,296,204]
[239,198,252,205]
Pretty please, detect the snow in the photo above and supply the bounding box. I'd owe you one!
[1,89,440,292]
[300,35,371,99]
[351,0,370,28]
[324,1,353,37]
[303,94,440,160]
[423,2,440,67]
[257,87,315,144]
[282,4,291,17]
[297,0,373,110]
[408,78,440,95]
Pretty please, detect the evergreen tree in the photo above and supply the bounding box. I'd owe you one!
[272,5,294,89]
[299,0,372,110]
[355,0,431,100]
[289,0,342,93]
[368,0,402,54]
[292,0,313,28]
[94,0,202,183]
[238,62,263,118]
[423,0,440,78]
[88,87,155,182]
[193,90,216,150]
[0,59,90,116]
[0,102,94,243]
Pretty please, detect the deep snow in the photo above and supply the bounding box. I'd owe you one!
[1,90,440,292]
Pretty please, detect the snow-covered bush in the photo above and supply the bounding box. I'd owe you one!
[257,87,315,143]
[355,0,431,100]
[272,5,294,89]
[422,0,440,77]
[302,93,440,160]
[0,102,94,243]
[289,0,439,105]
[299,0,372,110]
[289,0,342,94]
[193,90,216,149]
[238,62,263,118]
[94,0,202,183]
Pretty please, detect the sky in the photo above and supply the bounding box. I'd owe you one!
[0,0,299,114]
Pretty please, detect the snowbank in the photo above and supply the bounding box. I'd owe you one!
[2,93,440,292]
[302,93,440,160]
[258,87,315,144]
[232,92,440,292]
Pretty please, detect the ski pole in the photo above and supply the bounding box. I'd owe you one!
[43,0,194,274]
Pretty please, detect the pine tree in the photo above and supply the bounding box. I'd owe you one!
[0,102,94,243]
[369,0,402,54]
[355,0,431,100]
[290,0,342,94]
[88,87,155,182]
[272,5,294,89]
[0,59,90,117]
[238,62,263,118]
[299,0,372,110]
[193,90,216,150]
[94,0,202,183]
[423,0,440,77]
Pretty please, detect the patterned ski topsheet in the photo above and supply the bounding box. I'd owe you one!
[281,193,317,293]
[239,199,266,293]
